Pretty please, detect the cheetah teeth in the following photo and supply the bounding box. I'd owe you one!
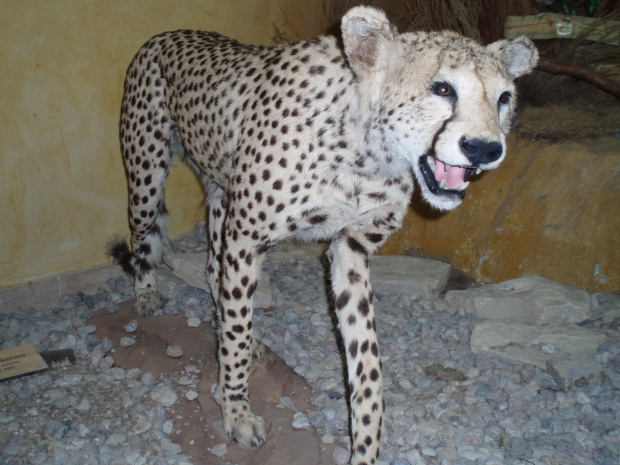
[427,156,435,171]
[439,179,469,191]
[476,168,482,175]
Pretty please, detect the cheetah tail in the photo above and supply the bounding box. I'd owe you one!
[106,235,136,277]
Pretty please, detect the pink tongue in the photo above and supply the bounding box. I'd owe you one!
[434,159,466,189]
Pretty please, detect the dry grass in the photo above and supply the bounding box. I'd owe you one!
[275,0,620,140]
[517,96,620,141]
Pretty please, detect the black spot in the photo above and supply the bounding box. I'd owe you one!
[358,298,370,317]
[309,215,327,224]
[365,233,383,243]
[360,340,369,353]
[347,237,367,255]
[348,269,362,284]
[335,290,351,310]
[247,281,258,298]
[349,340,358,358]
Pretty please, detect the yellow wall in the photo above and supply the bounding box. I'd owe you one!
[0,0,325,289]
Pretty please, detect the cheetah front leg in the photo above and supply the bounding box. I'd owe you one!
[329,224,396,465]
[213,230,266,448]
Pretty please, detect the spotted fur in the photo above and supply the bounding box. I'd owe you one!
[108,7,537,464]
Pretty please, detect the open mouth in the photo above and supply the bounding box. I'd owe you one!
[419,155,480,199]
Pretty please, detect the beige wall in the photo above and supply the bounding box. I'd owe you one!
[0,0,325,289]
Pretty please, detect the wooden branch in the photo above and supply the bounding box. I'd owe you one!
[536,56,620,100]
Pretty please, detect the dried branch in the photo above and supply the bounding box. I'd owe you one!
[536,56,620,100]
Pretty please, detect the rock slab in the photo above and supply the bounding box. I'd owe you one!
[370,255,450,300]
[446,275,591,324]
[162,253,272,308]
[471,320,607,390]
[164,248,450,304]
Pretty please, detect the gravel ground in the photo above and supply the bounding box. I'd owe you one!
[1,222,619,465]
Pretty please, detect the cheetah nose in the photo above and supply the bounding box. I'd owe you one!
[459,136,502,166]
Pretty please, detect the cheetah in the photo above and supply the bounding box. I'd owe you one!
[108,6,538,464]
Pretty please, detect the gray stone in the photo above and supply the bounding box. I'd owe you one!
[120,337,136,347]
[166,345,183,358]
[291,411,311,429]
[332,446,350,465]
[159,389,178,407]
[209,443,227,457]
[163,253,272,308]
[123,320,138,333]
[471,321,606,363]
[445,275,591,324]
[547,355,607,391]
[370,255,451,300]
[471,321,607,389]
[155,266,188,297]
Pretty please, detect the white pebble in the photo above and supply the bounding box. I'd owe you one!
[185,389,198,401]
[141,373,156,386]
[187,317,201,327]
[124,320,138,333]
[90,348,103,368]
[166,345,183,358]
[162,420,174,435]
[160,389,178,407]
[292,412,311,429]
[77,399,91,411]
[120,337,136,347]
[576,392,591,404]
[210,443,227,457]
[111,367,126,380]
[332,446,350,465]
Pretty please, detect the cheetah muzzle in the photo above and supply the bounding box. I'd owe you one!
[109,5,538,465]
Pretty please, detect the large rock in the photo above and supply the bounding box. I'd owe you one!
[164,248,450,305]
[370,255,450,300]
[445,275,591,324]
[162,253,272,308]
[471,320,607,390]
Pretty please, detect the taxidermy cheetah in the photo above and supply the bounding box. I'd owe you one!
[108,6,538,464]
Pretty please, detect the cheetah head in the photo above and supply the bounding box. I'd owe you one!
[342,7,538,211]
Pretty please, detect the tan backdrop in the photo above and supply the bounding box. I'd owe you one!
[0,0,325,289]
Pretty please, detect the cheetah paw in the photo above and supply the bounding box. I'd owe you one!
[251,338,267,359]
[225,411,266,448]
[134,291,159,317]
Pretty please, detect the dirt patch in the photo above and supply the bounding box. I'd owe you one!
[90,301,337,465]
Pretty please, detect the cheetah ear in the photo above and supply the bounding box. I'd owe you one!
[487,36,539,79]
[341,6,395,75]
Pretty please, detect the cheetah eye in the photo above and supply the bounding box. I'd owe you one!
[498,91,512,105]
[432,82,455,98]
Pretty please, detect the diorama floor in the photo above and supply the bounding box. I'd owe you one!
[1,224,619,465]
